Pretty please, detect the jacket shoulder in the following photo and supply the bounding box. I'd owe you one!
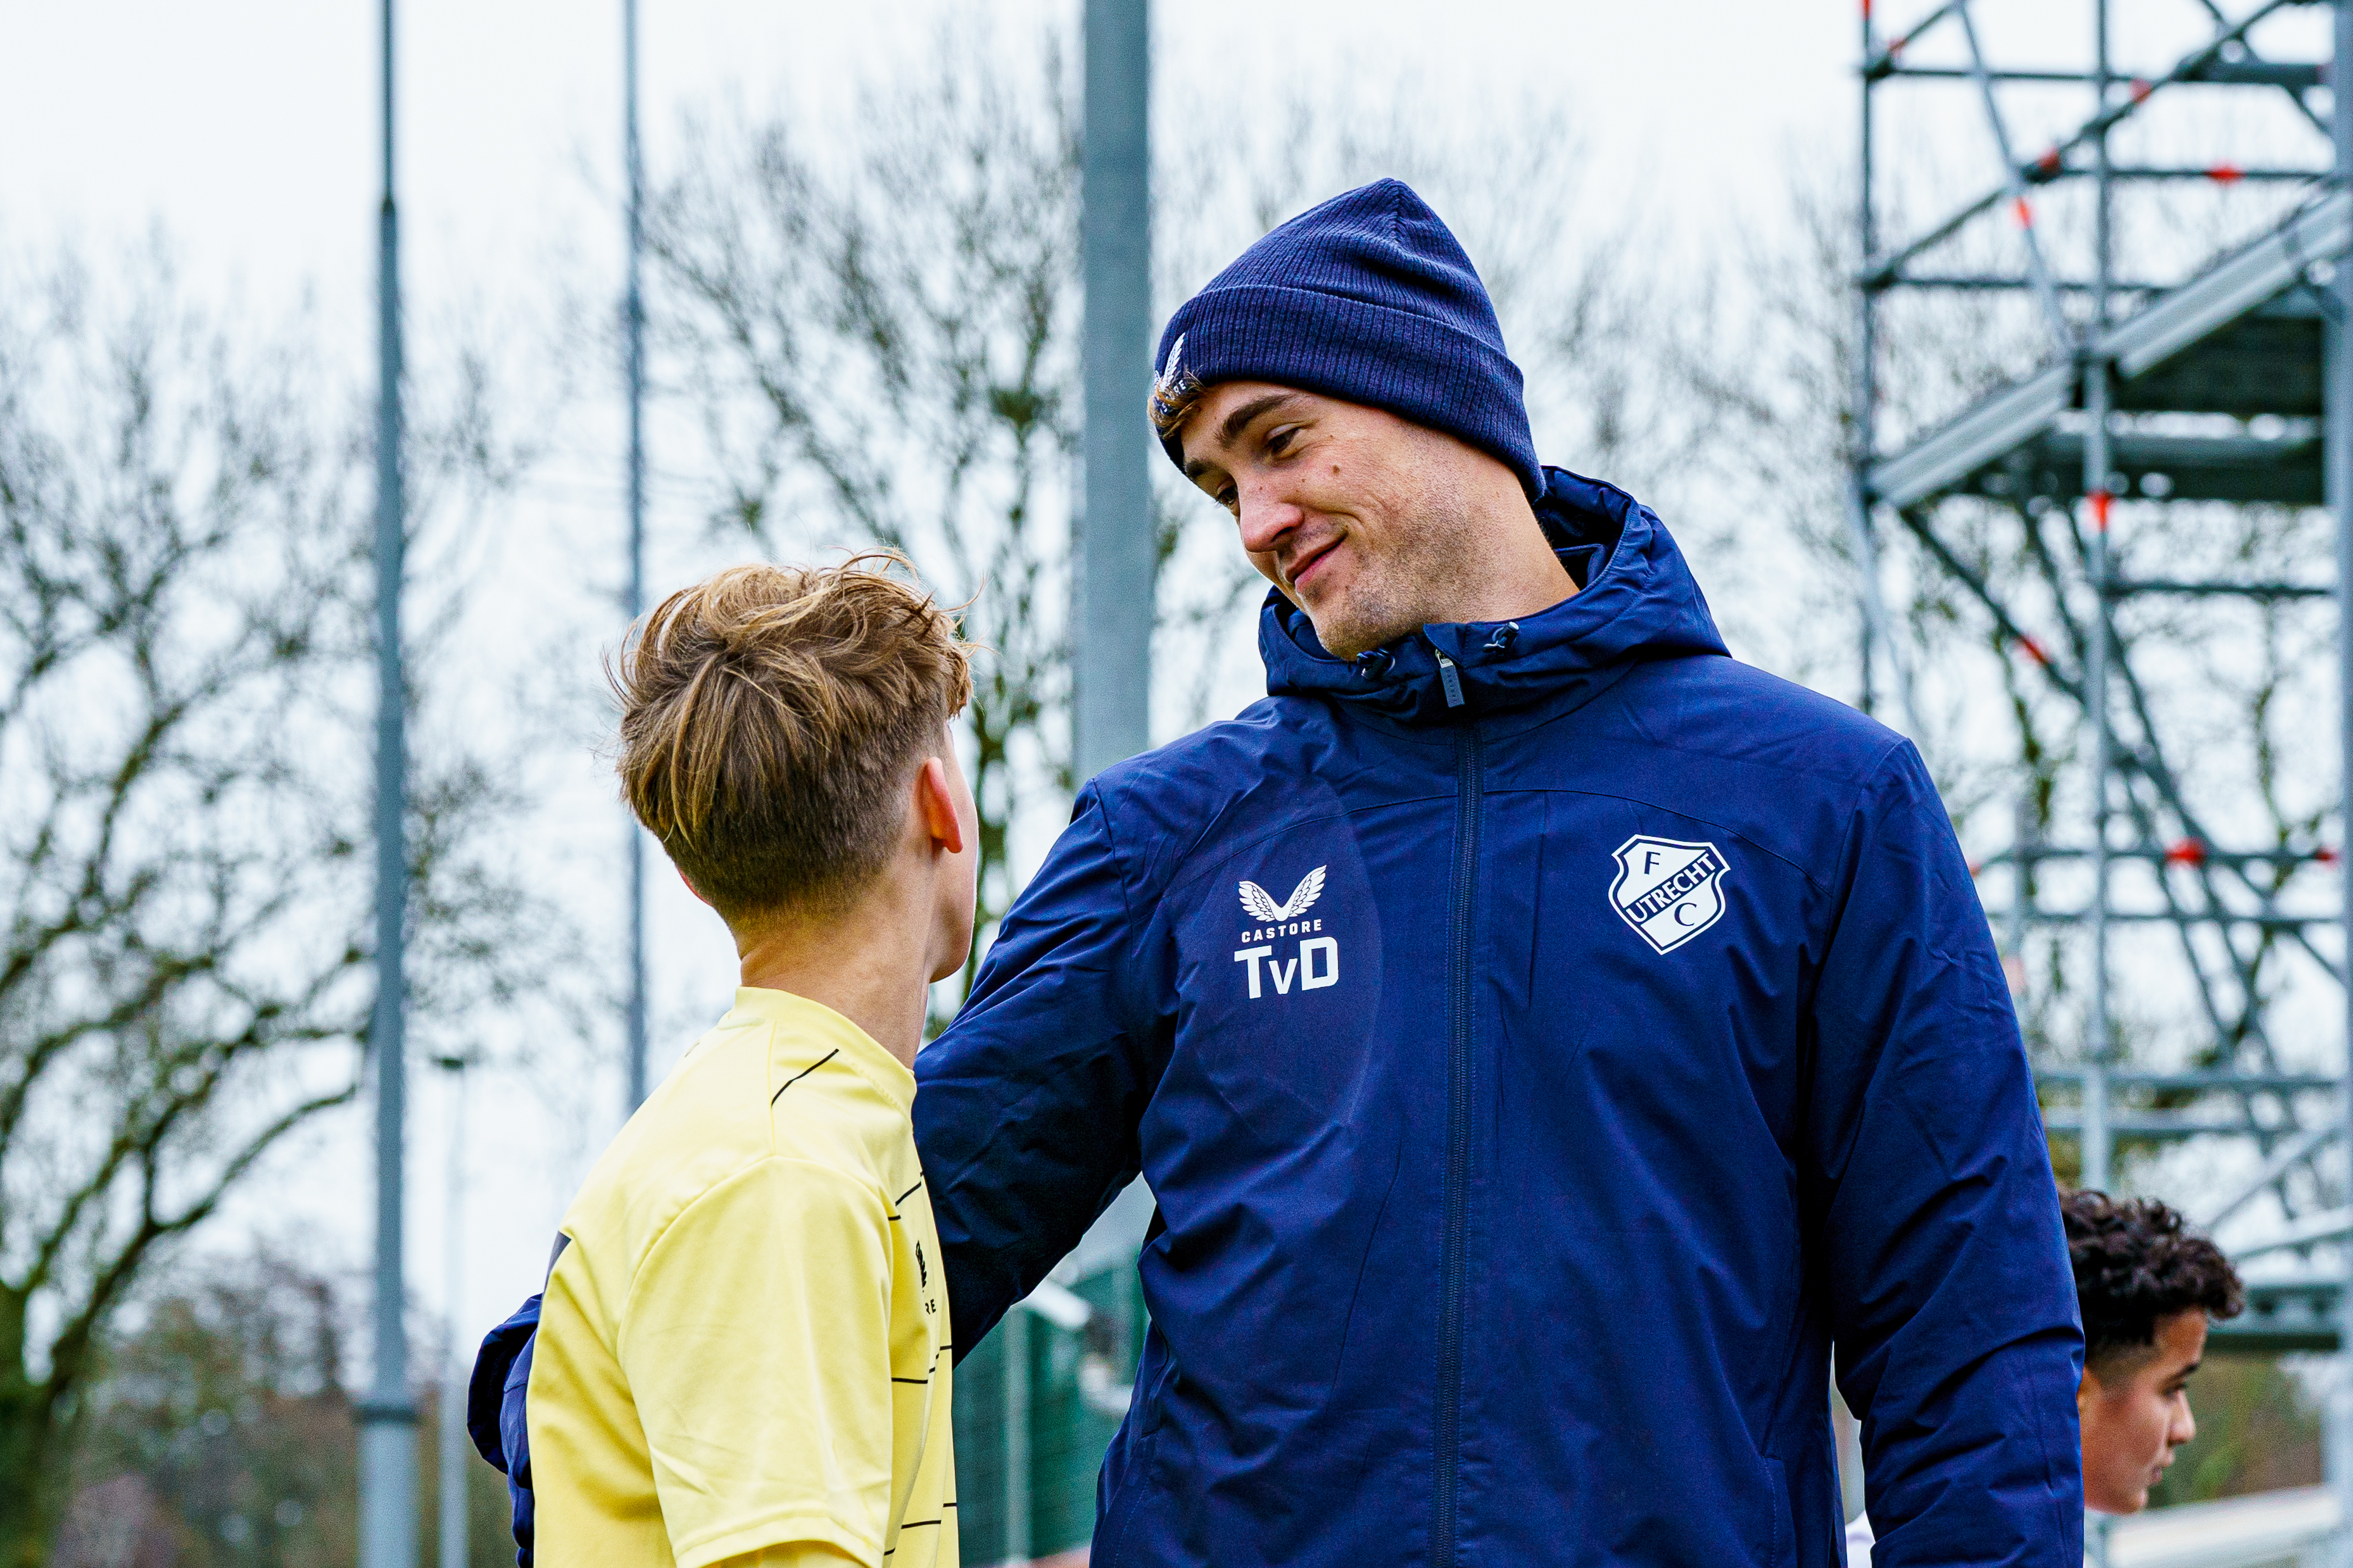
[1080,696,1393,898]
[1605,655,1908,789]
[1513,656,1930,894]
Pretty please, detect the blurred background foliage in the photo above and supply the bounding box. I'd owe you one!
[2148,1356,2325,1510]
[53,1248,510,1568]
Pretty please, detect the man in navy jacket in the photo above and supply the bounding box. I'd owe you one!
[917,179,2081,1567]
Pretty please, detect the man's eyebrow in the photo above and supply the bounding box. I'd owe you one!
[1183,392,1304,480]
[1218,392,1301,451]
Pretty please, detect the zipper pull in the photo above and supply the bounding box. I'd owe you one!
[1434,649,1466,709]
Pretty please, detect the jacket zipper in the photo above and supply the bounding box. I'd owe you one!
[1435,649,1467,710]
[1431,710,1481,1568]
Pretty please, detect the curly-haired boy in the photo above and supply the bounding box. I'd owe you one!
[1848,1189,2243,1560]
[2062,1188,2245,1514]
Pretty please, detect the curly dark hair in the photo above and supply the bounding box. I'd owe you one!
[2063,1188,2243,1372]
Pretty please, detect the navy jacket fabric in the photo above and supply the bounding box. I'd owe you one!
[467,1292,541,1567]
[914,469,2083,1567]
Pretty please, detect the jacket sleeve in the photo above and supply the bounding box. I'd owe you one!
[914,783,1166,1360]
[1808,743,2083,1567]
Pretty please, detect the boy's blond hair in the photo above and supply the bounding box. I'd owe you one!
[612,555,971,921]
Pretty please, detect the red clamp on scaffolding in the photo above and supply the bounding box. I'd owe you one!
[2163,839,2208,868]
[2090,489,2113,531]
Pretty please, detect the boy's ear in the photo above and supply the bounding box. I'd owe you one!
[916,756,968,856]
[678,867,713,910]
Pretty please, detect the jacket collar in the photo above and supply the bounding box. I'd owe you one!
[1258,467,1729,725]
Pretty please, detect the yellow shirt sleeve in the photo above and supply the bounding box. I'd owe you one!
[619,1156,897,1568]
[712,1546,864,1568]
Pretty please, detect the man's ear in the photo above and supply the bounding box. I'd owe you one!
[916,756,967,856]
[678,867,713,910]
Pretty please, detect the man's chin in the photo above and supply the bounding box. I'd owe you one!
[1302,597,1406,661]
[1308,616,1380,660]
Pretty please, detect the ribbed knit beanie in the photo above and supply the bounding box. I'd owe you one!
[1151,179,1542,498]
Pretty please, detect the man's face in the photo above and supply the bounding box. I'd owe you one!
[2079,1309,2207,1514]
[1176,381,1498,658]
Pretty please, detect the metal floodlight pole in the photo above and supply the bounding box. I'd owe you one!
[360,0,417,1562]
[1076,0,1153,782]
[624,0,650,1112]
[2333,2,2353,1550]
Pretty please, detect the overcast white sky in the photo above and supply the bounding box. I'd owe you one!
[6,0,2328,1365]
[0,3,1853,304]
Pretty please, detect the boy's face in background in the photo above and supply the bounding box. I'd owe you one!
[2079,1309,2208,1514]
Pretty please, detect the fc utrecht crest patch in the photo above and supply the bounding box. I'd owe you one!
[1609,835,1731,954]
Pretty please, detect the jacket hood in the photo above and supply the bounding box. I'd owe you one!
[1259,467,1729,724]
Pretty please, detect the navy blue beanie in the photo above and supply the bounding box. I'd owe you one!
[1151,179,1542,498]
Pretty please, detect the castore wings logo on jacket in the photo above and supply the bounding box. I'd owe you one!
[1233,865,1336,999]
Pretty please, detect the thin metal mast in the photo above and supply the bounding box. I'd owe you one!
[1075,0,1153,782]
[359,0,417,1560]
[2083,0,2116,1197]
[624,0,650,1112]
[1855,1,1878,718]
[2331,0,2353,1545]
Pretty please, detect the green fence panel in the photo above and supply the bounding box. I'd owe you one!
[952,1263,1143,1565]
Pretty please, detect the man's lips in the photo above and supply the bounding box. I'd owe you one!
[1285,536,1342,594]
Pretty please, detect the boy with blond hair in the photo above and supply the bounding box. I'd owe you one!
[526,557,975,1568]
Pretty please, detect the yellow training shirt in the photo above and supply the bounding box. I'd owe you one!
[529,988,957,1568]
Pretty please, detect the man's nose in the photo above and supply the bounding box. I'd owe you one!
[1235,480,1306,555]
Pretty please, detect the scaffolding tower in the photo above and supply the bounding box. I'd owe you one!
[1855,0,2353,1388]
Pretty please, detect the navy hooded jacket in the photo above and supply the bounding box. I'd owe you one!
[914,469,2083,1567]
